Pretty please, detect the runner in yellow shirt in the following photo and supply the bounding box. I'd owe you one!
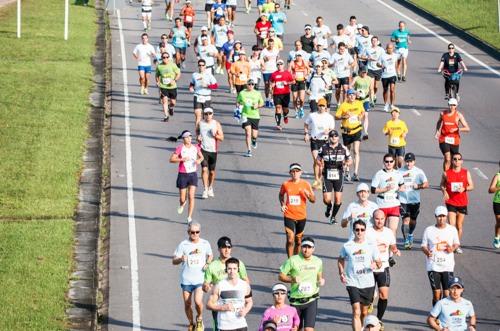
[335,89,365,182]
[382,107,408,168]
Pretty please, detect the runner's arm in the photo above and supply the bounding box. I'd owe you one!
[337,257,346,284]
[215,121,224,141]
[440,172,449,200]
[465,170,474,192]
[458,113,470,133]
[488,174,500,193]
[427,315,442,331]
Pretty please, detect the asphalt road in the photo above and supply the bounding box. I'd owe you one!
[107,0,500,330]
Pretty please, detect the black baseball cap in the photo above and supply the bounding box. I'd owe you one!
[329,130,339,137]
[404,152,416,161]
[217,236,232,248]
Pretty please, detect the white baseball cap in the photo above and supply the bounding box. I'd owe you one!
[271,283,287,293]
[448,98,458,105]
[434,205,448,216]
[356,183,370,192]
[363,315,380,328]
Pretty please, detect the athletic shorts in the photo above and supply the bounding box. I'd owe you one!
[362,100,371,112]
[142,12,152,17]
[291,299,318,329]
[242,118,259,130]
[324,93,332,107]
[439,142,460,155]
[204,3,212,11]
[273,93,290,107]
[342,130,362,146]
[160,88,177,99]
[183,22,193,29]
[374,267,391,288]
[262,73,272,82]
[193,96,211,109]
[137,65,152,73]
[382,76,397,90]
[310,138,327,152]
[346,286,375,306]
[174,46,187,55]
[181,283,202,292]
[228,5,237,10]
[494,202,500,216]
[446,204,468,215]
[284,217,306,236]
[201,149,217,171]
[368,69,382,81]
[388,146,405,157]
[225,61,233,71]
[176,172,198,189]
[235,84,245,94]
[336,77,349,88]
[380,205,400,217]
[428,271,453,291]
[396,47,409,58]
[291,81,306,91]
[257,0,266,5]
[400,203,420,219]
[322,176,344,193]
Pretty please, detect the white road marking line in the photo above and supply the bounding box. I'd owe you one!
[473,167,489,180]
[411,108,421,116]
[303,12,308,16]
[376,0,500,78]
[117,10,142,331]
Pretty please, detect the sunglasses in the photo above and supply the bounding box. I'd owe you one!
[204,112,213,115]
[354,228,366,232]
[189,231,200,234]
[448,47,455,50]
[384,160,395,163]
[198,64,205,66]
[453,158,462,161]
[162,56,169,59]
[318,105,327,108]
[247,83,255,86]
[273,291,286,295]
[277,63,284,66]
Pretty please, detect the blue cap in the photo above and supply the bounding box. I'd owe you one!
[347,89,356,95]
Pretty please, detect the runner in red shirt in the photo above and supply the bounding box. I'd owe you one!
[254,14,272,48]
[270,59,295,130]
[180,1,196,44]
[440,152,474,253]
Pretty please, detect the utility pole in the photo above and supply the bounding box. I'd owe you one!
[17,0,21,38]
[64,0,69,40]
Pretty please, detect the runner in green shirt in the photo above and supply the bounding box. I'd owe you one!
[351,66,374,140]
[236,79,264,157]
[155,53,181,121]
[279,236,324,330]
[488,162,500,248]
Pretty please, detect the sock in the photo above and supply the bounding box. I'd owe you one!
[332,203,342,217]
[402,223,410,240]
[377,298,388,320]
[275,113,282,126]
[143,21,148,29]
[251,137,256,144]
[325,203,332,214]
[409,221,416,234]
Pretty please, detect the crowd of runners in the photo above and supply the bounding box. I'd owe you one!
[129,0,500,330]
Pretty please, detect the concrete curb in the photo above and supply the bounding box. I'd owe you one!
[66,0,106,329]
[395,0,500,61]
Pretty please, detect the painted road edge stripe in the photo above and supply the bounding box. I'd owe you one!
[117,10,142,331]
[473,167,489,180]
[376,0,500,78]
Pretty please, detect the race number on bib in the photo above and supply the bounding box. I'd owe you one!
[384,191,397,202]
[260,31,267,39]
[432,252,447,267]
[298,282,313,295]
[295,71,304,80]
[288,195,301,206]
[196,95,210,103]
[444,136,455,145]
[187,253,202,267]
[162,77,172,85]
[348,116,358,124]
[216,7,223,15]
[450,182,463,193]
[390,137,400,146]
[239,73,247,81]
[185,15,193,23]
[276,81,285,89]
[327,169,340,180]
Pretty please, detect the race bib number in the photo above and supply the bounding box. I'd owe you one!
[390,137,400,146]
[444,136,455,145]
[384,191,397,202]
[185,15,193,23]
[295,71,304,79]
[377,243,388,253]
[432,252,447,267]
[244,100,253,108]
[298,282,313,295]
[184,160,196,173]
[239,73,247,81]
[326,169,339,180]
[276,81,285,89]
[216,7,223,15]
[450,182,463,193]
[187,253,202,267]
[260,31,267,39]
[196,95,210,103]
[404,177,414,191]
[288,195,301,206]
[162,77,172,85]
[348,116,358,124]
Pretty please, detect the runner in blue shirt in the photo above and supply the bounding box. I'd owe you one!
[269,3,287,39]
[211,0,227,25]
[390,21,411,81]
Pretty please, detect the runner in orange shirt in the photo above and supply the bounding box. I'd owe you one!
[180,0,196,45]
[279,163,316,257]
[230,50,252,94]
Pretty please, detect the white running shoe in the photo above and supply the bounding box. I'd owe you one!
[383,103,390,112]
[202,190,209,199]
[177,203,186,214]
[208,187,214,197]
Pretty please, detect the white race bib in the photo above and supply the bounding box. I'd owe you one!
[444,136,455,145]
[185,15,193,23]
[216,7,223,15]
[288,195,301,206]
[239,73,247,81]
[295,71,304,79]
[276,81,285,89]
[450,182,463,193]
[244,100,253,108]
[404,177,414,191]
[348,116,358,124]
[432,251,448,267]
[384,191,397,202]
[298,282,313,295]
[162,77,172,85]
[187,253,202,267]
[390,137,400,146]
[326,169,339,180]
[196,95,210,103]
[260,31,267,39]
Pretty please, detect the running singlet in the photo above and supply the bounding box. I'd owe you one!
[339,240,379,289]
[383,119,408,147]
[204,258,248,284]
[291,60,308,81]
[217,278,249,330]
[430,297,475,331]
[172,27,188,48]
[237,89,264,119]
[212,3,227,20]
[279,254,323,300]
[495,173,500,204]
[231,61,251,86]
[279,179,313,220]
[317,143,350,174]
[445,168,469,207]
[142,0,152,12]
[421,224,459,272]
[156,62,180,89]
[271,70,293,95]
[175,144,200,173]
[199,120,218,153]
[182,6,195,23]
[335,101,364,134]
[441,53,463,73]
[439,111,461,145]
[173,239,212,285]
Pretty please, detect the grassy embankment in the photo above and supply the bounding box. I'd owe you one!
[0,0,96,329]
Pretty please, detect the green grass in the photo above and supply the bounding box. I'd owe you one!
[410,0,500,50]
[0,0,96,219]
[0,220,74,330]
[0,0,97,329]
